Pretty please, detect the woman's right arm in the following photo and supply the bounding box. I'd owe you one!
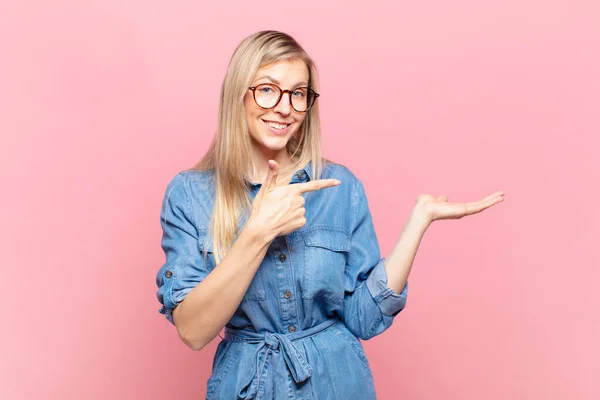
[172,221,270,351]
[156,172,276,351]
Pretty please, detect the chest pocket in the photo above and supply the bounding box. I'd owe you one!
[301,227,350,304]
[198,235,267,302]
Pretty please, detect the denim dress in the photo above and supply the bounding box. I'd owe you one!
[156,160,409,400]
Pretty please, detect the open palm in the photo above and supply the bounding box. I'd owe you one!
[415,191,505,223]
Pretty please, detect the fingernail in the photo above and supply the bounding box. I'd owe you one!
[334,180,341,185]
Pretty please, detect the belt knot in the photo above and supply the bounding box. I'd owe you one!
[224,319,339,399]
[264,332,280,349]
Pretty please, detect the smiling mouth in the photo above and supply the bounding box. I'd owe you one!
[262,119,291,130]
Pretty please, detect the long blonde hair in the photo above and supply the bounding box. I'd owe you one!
[192,30,325,263]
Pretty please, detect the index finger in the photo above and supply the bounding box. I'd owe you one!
[293,179,341,194]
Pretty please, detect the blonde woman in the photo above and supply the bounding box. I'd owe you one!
[155,30,504,400]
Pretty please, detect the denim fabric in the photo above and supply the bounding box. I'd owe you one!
[156,160,409,400]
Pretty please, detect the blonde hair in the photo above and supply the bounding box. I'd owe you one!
[192,30,325,263]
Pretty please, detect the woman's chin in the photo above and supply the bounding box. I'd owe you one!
[258,136,290,151]
[249,130,294,156]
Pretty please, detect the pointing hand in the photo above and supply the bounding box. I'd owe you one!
[248,160,341,241]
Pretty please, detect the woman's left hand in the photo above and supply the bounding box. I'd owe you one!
[414,191,505,224]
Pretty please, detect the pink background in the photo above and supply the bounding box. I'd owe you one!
[1,0,598,399]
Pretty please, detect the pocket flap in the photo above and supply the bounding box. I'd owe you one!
[302,227,350,252]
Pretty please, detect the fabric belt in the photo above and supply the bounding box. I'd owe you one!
[224,318,340,399]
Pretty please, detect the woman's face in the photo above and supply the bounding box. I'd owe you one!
[244,58,309,160]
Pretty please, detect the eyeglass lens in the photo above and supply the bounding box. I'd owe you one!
[254,84,314,112]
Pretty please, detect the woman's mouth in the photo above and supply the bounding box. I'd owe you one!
[262,119,291,135]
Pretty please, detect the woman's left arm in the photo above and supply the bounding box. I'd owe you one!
[385,191,505,294]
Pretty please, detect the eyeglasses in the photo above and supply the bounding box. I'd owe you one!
[248,84,320,113]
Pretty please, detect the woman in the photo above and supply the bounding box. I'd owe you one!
[155,30,504,400]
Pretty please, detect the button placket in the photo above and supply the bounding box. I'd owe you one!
[270,235,300,335]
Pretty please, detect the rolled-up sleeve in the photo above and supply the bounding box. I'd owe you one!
[156,173,209,325]
[342,177,408,340]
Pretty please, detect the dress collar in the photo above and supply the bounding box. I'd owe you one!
[245,160,313,188]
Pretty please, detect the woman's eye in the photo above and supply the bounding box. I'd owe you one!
[292,90,305,98]
[260,87,273,94]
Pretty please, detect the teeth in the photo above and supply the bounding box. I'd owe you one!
[264,121,288,130]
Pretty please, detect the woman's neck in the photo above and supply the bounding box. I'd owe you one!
[248,153,293,185]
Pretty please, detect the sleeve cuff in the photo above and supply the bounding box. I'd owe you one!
[159,305,176,325]
[365,258,408,316]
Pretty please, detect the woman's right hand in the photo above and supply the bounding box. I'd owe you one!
[247,159,341,241]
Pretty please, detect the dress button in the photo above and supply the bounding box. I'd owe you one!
[284,290,291,299]
[288,325,296,333]
[279,254,286,262]
[165,270,172,278]
[296,171,304,179]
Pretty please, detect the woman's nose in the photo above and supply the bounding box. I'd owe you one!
[273,93,292,115]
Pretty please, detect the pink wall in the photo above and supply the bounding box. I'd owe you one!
[1,0,598,398]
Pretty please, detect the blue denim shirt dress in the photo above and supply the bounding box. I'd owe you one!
[156,160,409,399]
